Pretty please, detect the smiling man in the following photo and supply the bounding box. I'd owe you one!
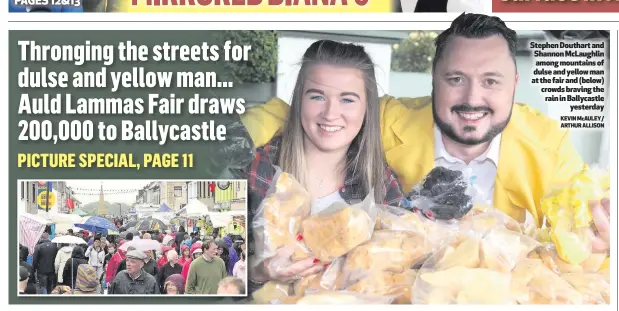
[211,13,610,267]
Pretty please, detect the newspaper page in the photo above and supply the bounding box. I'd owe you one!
[6,0,616,308]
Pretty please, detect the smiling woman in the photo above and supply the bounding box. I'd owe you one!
[236,40,406,294]
[299,65,367,166]
[278,40,385,201]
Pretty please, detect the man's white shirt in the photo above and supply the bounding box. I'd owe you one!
[433,125,536,225]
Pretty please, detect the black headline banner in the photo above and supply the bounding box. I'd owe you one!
[9,30,262,304]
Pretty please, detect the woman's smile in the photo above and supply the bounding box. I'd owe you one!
[301,64,366,153]
[318,124,344,134]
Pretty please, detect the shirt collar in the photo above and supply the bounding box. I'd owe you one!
[433,125,501,166]
[127,270,145,281]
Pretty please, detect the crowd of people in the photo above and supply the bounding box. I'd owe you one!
[19,226,247,296]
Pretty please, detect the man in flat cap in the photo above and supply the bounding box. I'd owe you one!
[108,250,159,294]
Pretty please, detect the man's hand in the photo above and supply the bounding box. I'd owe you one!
[589,198,610,253]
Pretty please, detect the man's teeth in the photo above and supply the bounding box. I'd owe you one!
[320,125,343,132]
[457,112,485,120]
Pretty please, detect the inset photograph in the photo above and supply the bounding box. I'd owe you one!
[18,180,247,296]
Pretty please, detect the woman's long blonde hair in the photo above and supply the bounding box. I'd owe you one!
[278,40,386,202]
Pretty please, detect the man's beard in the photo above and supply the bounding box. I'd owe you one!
[431,91,513,146]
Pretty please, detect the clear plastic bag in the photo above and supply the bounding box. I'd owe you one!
[510,258,583,304]
[527,244,607,274]
[457,212,540,273]
[414,265,513,304]
[295,291,395,304]
[252,167,312,266]
[251,281,292,304]
[404,167,474,221]
[341,230,426,285]
[412,220,539,304]
[375,204,427,233]
[461,203,494,220]
[459,211,525,234]
[561,273,609,304]
[521,225,552,243]
[298,191,377,262]
[270,296,304,304]
[540,165,610,264]
[293,257,345,296]
[374,204,459,256]
[346,269,417,304]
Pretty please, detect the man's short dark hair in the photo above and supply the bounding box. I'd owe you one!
[202,238,216,251]
[433,13,519,71]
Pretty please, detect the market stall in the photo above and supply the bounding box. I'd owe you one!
[46,213,83,234]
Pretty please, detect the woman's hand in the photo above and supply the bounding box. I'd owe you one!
[262,246,324,283]
[589,198,610,253]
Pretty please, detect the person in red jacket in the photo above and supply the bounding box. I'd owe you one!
[177,244,191,266]
[157,246,173,268]
[181,242,203,281]
[105,240,126,286]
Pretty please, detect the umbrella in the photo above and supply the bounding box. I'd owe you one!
[120,228,139,240]
[120,239,161,251]
[134,217,168,231]
[75,216,118,235]
[51,235,87,245]
[19,213,52,254]
[120,220,138,231]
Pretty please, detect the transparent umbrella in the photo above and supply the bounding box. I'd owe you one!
[51,235,87,245]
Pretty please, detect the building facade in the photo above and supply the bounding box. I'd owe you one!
[19,181,81,214]
[187,181,247,211]
[160,181,187,211]
[135,181,161,206]
[135,181,188,211]
[187,181,216,209]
